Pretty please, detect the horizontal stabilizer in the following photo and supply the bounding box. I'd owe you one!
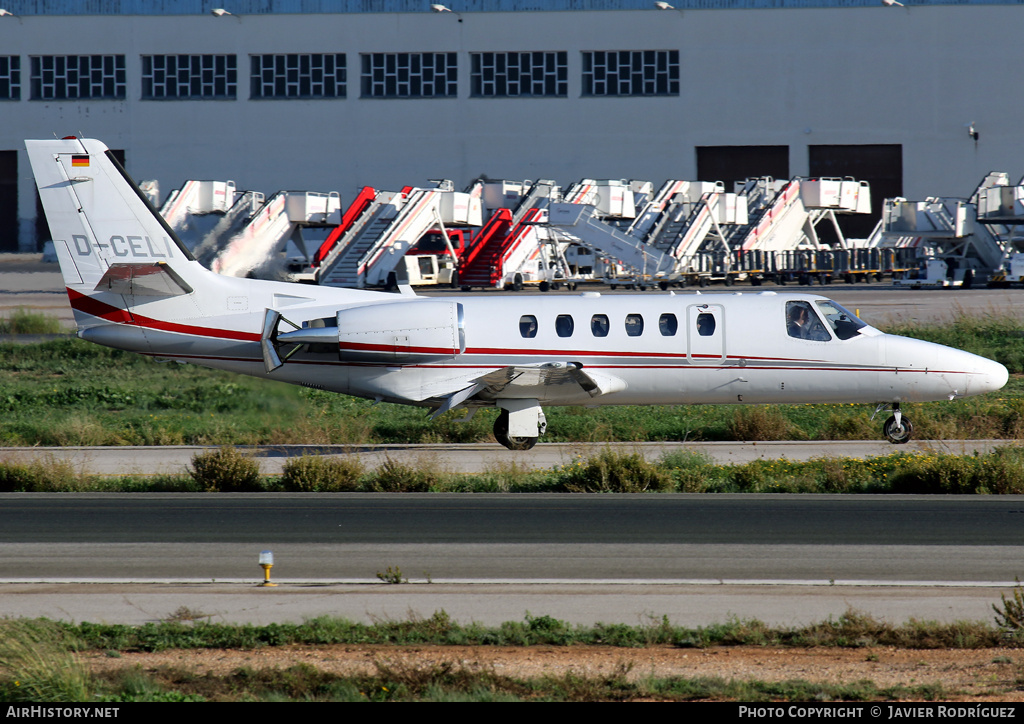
[93,263,193,297]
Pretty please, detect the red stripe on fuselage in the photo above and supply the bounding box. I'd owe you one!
[67,288,260,342]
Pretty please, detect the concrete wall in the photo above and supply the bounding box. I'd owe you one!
[1,6,1020,249]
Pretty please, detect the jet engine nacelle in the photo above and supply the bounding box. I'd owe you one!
[262,300,465,371]
[335,300,465,364]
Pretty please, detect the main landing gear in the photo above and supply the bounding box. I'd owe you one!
[877,402,913,444]
[493,400,546,451]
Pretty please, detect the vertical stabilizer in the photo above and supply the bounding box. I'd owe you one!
[26,138,196,293]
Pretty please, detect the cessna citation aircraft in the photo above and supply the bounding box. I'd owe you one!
[27,138,1009,449]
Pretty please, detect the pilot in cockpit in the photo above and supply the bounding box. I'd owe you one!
[787,301,831,341]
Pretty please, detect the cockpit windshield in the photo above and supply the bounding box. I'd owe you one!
[815,300,867,341]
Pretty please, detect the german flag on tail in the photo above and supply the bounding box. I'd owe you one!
[71,155,89,167]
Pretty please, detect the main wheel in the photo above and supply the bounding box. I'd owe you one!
[883,415,913,444]
[493,409,538,451]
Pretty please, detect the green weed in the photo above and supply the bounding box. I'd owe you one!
[280,454,363,492]
[188,447,263,492]
[0,619,90,702]
[0,308,64,335]
[556,448,673,492]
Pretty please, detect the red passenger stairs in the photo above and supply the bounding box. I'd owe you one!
[456,208,514,288]
[312,186,377,267]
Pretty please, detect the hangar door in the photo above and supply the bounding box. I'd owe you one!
[0,151,16,251]
[809,144,902,242]
[696,146,789,189]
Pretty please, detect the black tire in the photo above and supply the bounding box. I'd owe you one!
[512,273,524,292]
[659,281,669,291]
[883,415,913,444]
[461,286,472,292]
[449,272,459,289]
[724,275,734,287]
[539,281,550,292]
[493,409,538,451]
[551,281,561,291]
[750,276,762,287]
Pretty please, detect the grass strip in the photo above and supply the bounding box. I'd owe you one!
[5,446,1024,494]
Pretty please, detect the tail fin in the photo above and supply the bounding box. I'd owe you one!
[26,137,197,293]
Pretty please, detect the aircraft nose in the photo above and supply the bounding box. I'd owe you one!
[974,356,1009,394]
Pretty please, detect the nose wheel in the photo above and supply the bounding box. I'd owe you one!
[880,404,913,444]
[494,409,538,451]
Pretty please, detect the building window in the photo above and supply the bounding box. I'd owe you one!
[30,56,125,100]
[471,52,567,98]
[251,54,346,99]
[582,50,679,97]
[361,53,457,98]
[142,55,237,99]
[0,56,19,100]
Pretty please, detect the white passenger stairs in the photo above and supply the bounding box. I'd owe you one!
[209,190,342,278]
[159,179,245,250]
[736,178,871,252]
[881,195,1005,272]
[650,187,748,261]
[546,202,678,278]
[974,171,1024,253]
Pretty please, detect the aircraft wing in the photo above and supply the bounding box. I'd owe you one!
[430,362,626,419]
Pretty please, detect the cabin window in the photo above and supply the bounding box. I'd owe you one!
[659,313,678,336]
[625,314,644,337]
[591,314,609,337]
[555,314,574,337]
[786,301,831,341]
[815,300,867,341]
[696,313,715,337]
[519,315,538,338]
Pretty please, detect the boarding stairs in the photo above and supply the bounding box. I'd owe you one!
[159,180,253,251]
[457,181,557,289]
[625,180,696,240]
[881,195,1006,273]
[545,202,678,279]
[653,189,748,261]
[312,186,378,268]
[206,190,341,278]
[734,178,871,253]
[318,189,427,287]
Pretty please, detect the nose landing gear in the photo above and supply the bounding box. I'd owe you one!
[877,403,913,444]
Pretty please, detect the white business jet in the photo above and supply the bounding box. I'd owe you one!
[27,138,1008,449]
